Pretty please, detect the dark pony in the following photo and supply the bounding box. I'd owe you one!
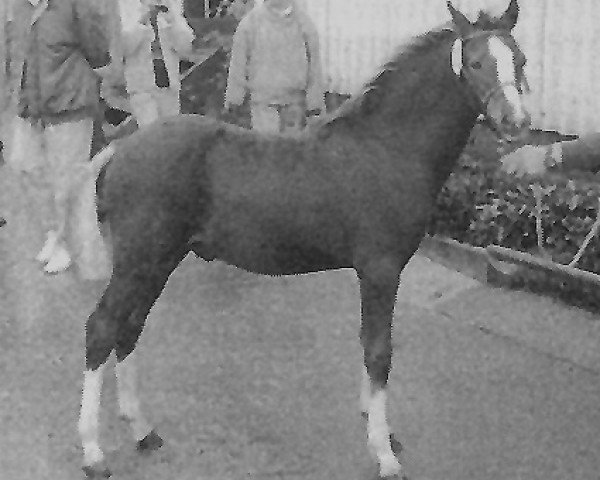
[78,1,529,478]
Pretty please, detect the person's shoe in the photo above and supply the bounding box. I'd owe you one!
[36,231,58,263]
[43,245,72,274]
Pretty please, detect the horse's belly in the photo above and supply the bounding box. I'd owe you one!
[192,225,351,275]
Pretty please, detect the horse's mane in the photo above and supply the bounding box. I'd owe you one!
[319,26,458,128]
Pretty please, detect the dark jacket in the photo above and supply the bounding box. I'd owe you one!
[18,0,110,124]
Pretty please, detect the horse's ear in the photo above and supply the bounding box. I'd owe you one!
[447,1,474,37]
[496,0,519,31]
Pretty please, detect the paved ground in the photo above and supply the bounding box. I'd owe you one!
[2,163,600,480]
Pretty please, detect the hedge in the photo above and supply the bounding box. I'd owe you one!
[431,148,600,276]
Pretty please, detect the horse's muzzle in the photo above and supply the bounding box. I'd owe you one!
[492,107,531,145]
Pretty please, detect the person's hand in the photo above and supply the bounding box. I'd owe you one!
[221,102,241,121]
[500,144,551,177]
[139,3,167,25]
[139,6,153,25]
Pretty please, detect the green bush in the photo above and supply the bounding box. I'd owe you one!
[431,153,600,275]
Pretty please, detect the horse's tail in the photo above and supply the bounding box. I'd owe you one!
[68,143,117,281]
[90,142,117,179]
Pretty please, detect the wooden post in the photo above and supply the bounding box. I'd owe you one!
[205,0,210,17]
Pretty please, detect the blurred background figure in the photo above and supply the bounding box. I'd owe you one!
[220,0,256,20]
[13,0,109,274]
[115,0,195,128]
[224,0,324,134]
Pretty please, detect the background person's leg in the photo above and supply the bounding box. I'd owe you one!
[280,100,306,134]
[155,88,180,118]
[43,117,94,273]
[250,103,281,133]
[129,92,160,128]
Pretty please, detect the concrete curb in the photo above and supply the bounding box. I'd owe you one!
[418,235,600,313]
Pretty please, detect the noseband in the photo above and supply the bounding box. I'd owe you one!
[480,81,519,113]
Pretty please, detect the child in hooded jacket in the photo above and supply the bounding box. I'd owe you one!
[224,0,325,133]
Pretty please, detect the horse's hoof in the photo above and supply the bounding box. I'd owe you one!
[377,453,403,480]
[82,461,111,478]
[377,469,408,480]
[137,429,164,453]
[389,434,403,455]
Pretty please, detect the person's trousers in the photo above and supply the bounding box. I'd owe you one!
[10,117,94,247]
[130,88,180,128]
[44,118,94,245]
[250,101,306,134]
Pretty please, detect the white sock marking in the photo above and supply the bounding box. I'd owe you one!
[79,363,107,466]
[115,351,152,441]
[367,388,402,477]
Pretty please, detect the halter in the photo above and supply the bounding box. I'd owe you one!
[480,81,519,112]
[456,30,523,139]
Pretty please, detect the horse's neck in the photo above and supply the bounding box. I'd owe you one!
[367,40,479,180]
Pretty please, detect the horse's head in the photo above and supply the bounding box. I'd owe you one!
[448,0,530,142]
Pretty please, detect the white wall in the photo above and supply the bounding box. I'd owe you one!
[302,0,600,135]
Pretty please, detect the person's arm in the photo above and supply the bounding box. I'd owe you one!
[300,13,325,113]
[560,134,600,172]
[502,134,600,177]
[73,0,111,69]
[157,0,195,59]
[224,15,252,109]
[121,22,154,58]
[116,0,154,58]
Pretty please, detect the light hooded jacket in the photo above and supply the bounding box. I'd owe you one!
[225,1,325,111]
[17,0,110,124]
[115,0,194,98]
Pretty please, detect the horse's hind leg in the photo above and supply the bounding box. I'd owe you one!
[115,349,160,450]
[113,251,186,452]
[356,255,403,479]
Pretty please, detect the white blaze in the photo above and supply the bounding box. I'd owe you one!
[367,388,402,477]
[488,36,527,124]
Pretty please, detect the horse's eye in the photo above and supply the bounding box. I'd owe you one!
[471,61,482,70]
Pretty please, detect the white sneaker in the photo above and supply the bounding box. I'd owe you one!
[36,231,58,263]
[43,245,72,274]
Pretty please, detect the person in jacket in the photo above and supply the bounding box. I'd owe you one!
[115,0,195,127]
[224,0,325,134]
[17,0,110,274]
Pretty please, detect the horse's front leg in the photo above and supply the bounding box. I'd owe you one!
[79,304,116,478]
[357,257,403,478]
[80,364,109,478]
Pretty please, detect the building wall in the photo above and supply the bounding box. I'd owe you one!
[302,0,600,135]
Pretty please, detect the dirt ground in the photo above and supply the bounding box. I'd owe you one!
[2,161,600,480]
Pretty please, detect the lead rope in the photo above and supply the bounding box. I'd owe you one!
[568,197,600,268]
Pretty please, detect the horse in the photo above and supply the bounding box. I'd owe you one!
[78,1,530,477]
